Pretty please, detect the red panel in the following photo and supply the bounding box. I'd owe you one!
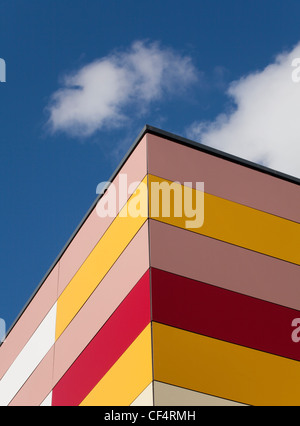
[151,268,300,361]
[52,270,151,407]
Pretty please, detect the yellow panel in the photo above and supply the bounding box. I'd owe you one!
[80,324,153,406]
[55,177,148,339]
[148,175,300,265]
[153,323,300,406]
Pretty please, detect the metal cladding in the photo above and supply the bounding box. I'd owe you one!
[0,126,299,406]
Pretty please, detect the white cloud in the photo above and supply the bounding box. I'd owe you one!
[187,43,300,178]
[47,40,197,137]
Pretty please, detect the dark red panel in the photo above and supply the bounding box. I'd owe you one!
[52,270,151,406]
[151,268,300,361]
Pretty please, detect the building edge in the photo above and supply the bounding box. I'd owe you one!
[2,124,299,343]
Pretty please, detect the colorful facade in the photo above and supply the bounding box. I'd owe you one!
[0,126,299,406]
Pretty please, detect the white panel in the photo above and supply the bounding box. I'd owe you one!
[131,382,154,406]
[0,303,57,406]
[40,392,52,407]
[154,382,246,406]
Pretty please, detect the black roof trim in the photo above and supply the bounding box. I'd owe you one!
[2,124,299,343]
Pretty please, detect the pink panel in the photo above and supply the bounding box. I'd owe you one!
[150,220,300,310]
[8,346,55,406]
[0,264,59,380]
[147,134,300,223]
[58,135,147,296]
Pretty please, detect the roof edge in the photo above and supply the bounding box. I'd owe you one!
[144,124,300,185]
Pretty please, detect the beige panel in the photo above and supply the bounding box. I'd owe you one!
[154,382,245,406]
[131,382,154,406]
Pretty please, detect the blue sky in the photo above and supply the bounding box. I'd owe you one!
[1,0,300,333]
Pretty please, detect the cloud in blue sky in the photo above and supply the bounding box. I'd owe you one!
[47,40,198,137]
[186,42,300,178]
[47,39,300,178]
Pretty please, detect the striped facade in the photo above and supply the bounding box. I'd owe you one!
[0,126,299,406]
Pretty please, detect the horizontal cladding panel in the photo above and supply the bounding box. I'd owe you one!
[9,347,55,407]
[0,264,59,380]
[130,383,154,406]
[55,177,148,339]
[153,323,300,406]
[53,270,151,407]
[149,220,300,310]
[153,382,245,406]
[80,324,153,407]
[147,134,300,223]
[58,136,147,296]
[152,268,300,361]
[0,303,57,406]
[148,175,300,265]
